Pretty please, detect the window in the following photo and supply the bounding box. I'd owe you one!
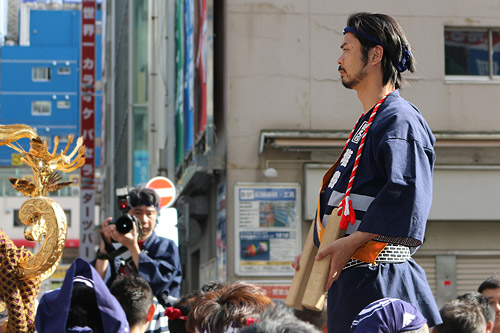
[14,209,71,227]
[57,100,70,109]
[32,67,51,81]
[32,101,51,115]
[57,67,71,75]
[445,28,500,77]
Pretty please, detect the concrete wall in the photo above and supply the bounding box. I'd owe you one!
[223,1,500,282]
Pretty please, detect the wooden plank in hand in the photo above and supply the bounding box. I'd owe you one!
[301,208,346,311]
[284,221,318,310]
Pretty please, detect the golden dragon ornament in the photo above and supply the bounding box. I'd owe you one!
[0,124,85,332]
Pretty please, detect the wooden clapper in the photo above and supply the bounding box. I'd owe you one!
[285,208,345,311]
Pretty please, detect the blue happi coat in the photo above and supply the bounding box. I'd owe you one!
[314,90,442,332]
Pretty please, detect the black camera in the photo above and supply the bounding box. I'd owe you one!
[108,187,140,235]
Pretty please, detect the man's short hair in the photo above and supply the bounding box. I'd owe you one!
[478,274,500,293]
[241,304,320,333]
[110,274,154,327]
[346,12,415,89]
[129,187,160,210]
[435,298,486,333]
[458,292,495,325]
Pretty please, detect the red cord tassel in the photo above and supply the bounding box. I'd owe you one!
[337,196,356,230]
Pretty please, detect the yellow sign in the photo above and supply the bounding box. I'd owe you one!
[50,265,70,280]
[11,153,23,166]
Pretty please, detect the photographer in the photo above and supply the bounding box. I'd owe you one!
[94,187,182,332]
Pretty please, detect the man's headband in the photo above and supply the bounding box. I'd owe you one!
[343,26,411,73]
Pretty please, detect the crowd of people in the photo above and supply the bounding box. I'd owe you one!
[29,261,500,333]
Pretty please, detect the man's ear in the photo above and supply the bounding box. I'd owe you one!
[369,45,384,65]
[146,303,156,322]
[486,320,493,333]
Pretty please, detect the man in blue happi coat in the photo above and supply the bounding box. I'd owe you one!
[95,187,182,332]
[293,12,441,332]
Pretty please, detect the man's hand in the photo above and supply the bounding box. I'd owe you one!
[109,221,139,251]
[315,231,378,291]
[291,253,302,271]
[100,217,114,246]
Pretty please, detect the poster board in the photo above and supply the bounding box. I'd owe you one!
[234,183,301,276]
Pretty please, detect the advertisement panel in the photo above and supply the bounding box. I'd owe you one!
[196,0,207,137]
[175,0,185,166]
[184,0,194,154]
[234,183,301,276]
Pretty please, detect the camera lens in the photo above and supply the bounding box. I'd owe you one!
[114,214,134,234]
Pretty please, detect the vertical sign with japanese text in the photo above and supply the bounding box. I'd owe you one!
[80,0,96,261]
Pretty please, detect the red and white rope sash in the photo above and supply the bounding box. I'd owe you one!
[337,92,392,230]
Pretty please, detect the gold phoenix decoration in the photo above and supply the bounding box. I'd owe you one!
[0,124,85,332]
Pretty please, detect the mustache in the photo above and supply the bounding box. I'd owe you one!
[338,66,345,71]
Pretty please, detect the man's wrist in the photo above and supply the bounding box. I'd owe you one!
[96,249,110,261]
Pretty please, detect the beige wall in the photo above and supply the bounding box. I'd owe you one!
[223,1,500,281]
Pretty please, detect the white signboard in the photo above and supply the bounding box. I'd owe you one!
[234,183,301,276]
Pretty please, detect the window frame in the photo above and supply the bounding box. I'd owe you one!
[32,67,51,81]
[444,27,500,82]
[56,100,71,109]
[57,67,71,75]
[31,101,52,116]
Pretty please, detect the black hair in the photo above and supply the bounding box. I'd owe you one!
[294,306,327,331]
[458,292,495,325]
[129,187,160,210]
[109,274,154,327]
[478,274,500,293]
[346,12,415,89]
[168,282,224,333]
[435,298,486,333]
[66,283,104,332]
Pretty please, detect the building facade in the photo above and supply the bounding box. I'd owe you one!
[0,2,102,263]
[101,0,500,306]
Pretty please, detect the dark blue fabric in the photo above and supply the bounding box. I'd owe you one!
[312,90,441,331]
[314,90,435,247]
[103,232,182,298]
[350,297,427,332]
[35,258,129,333]
[327,260,441,332]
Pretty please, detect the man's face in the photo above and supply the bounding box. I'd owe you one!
[129,205,158,241]
[337,32,369,89]
[482,287,500,331]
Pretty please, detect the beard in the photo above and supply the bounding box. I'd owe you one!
[340,63,368,89]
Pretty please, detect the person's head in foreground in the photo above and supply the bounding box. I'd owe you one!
[241,303,320,333]
[479,274,500,333]
[458,292,495,333]
[433,298,486,333]
[110,274,155,333]
[35,258,129,333]
[187,282,273,333]
[350,298,428,333]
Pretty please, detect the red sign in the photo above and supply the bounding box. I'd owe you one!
[80,0,96,261]
[258,285,290,300]
[146,177,177,208]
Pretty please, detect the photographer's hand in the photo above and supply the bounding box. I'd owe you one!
[100,217,114,244]
[110,222,141,270]
[95,217,114,279]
